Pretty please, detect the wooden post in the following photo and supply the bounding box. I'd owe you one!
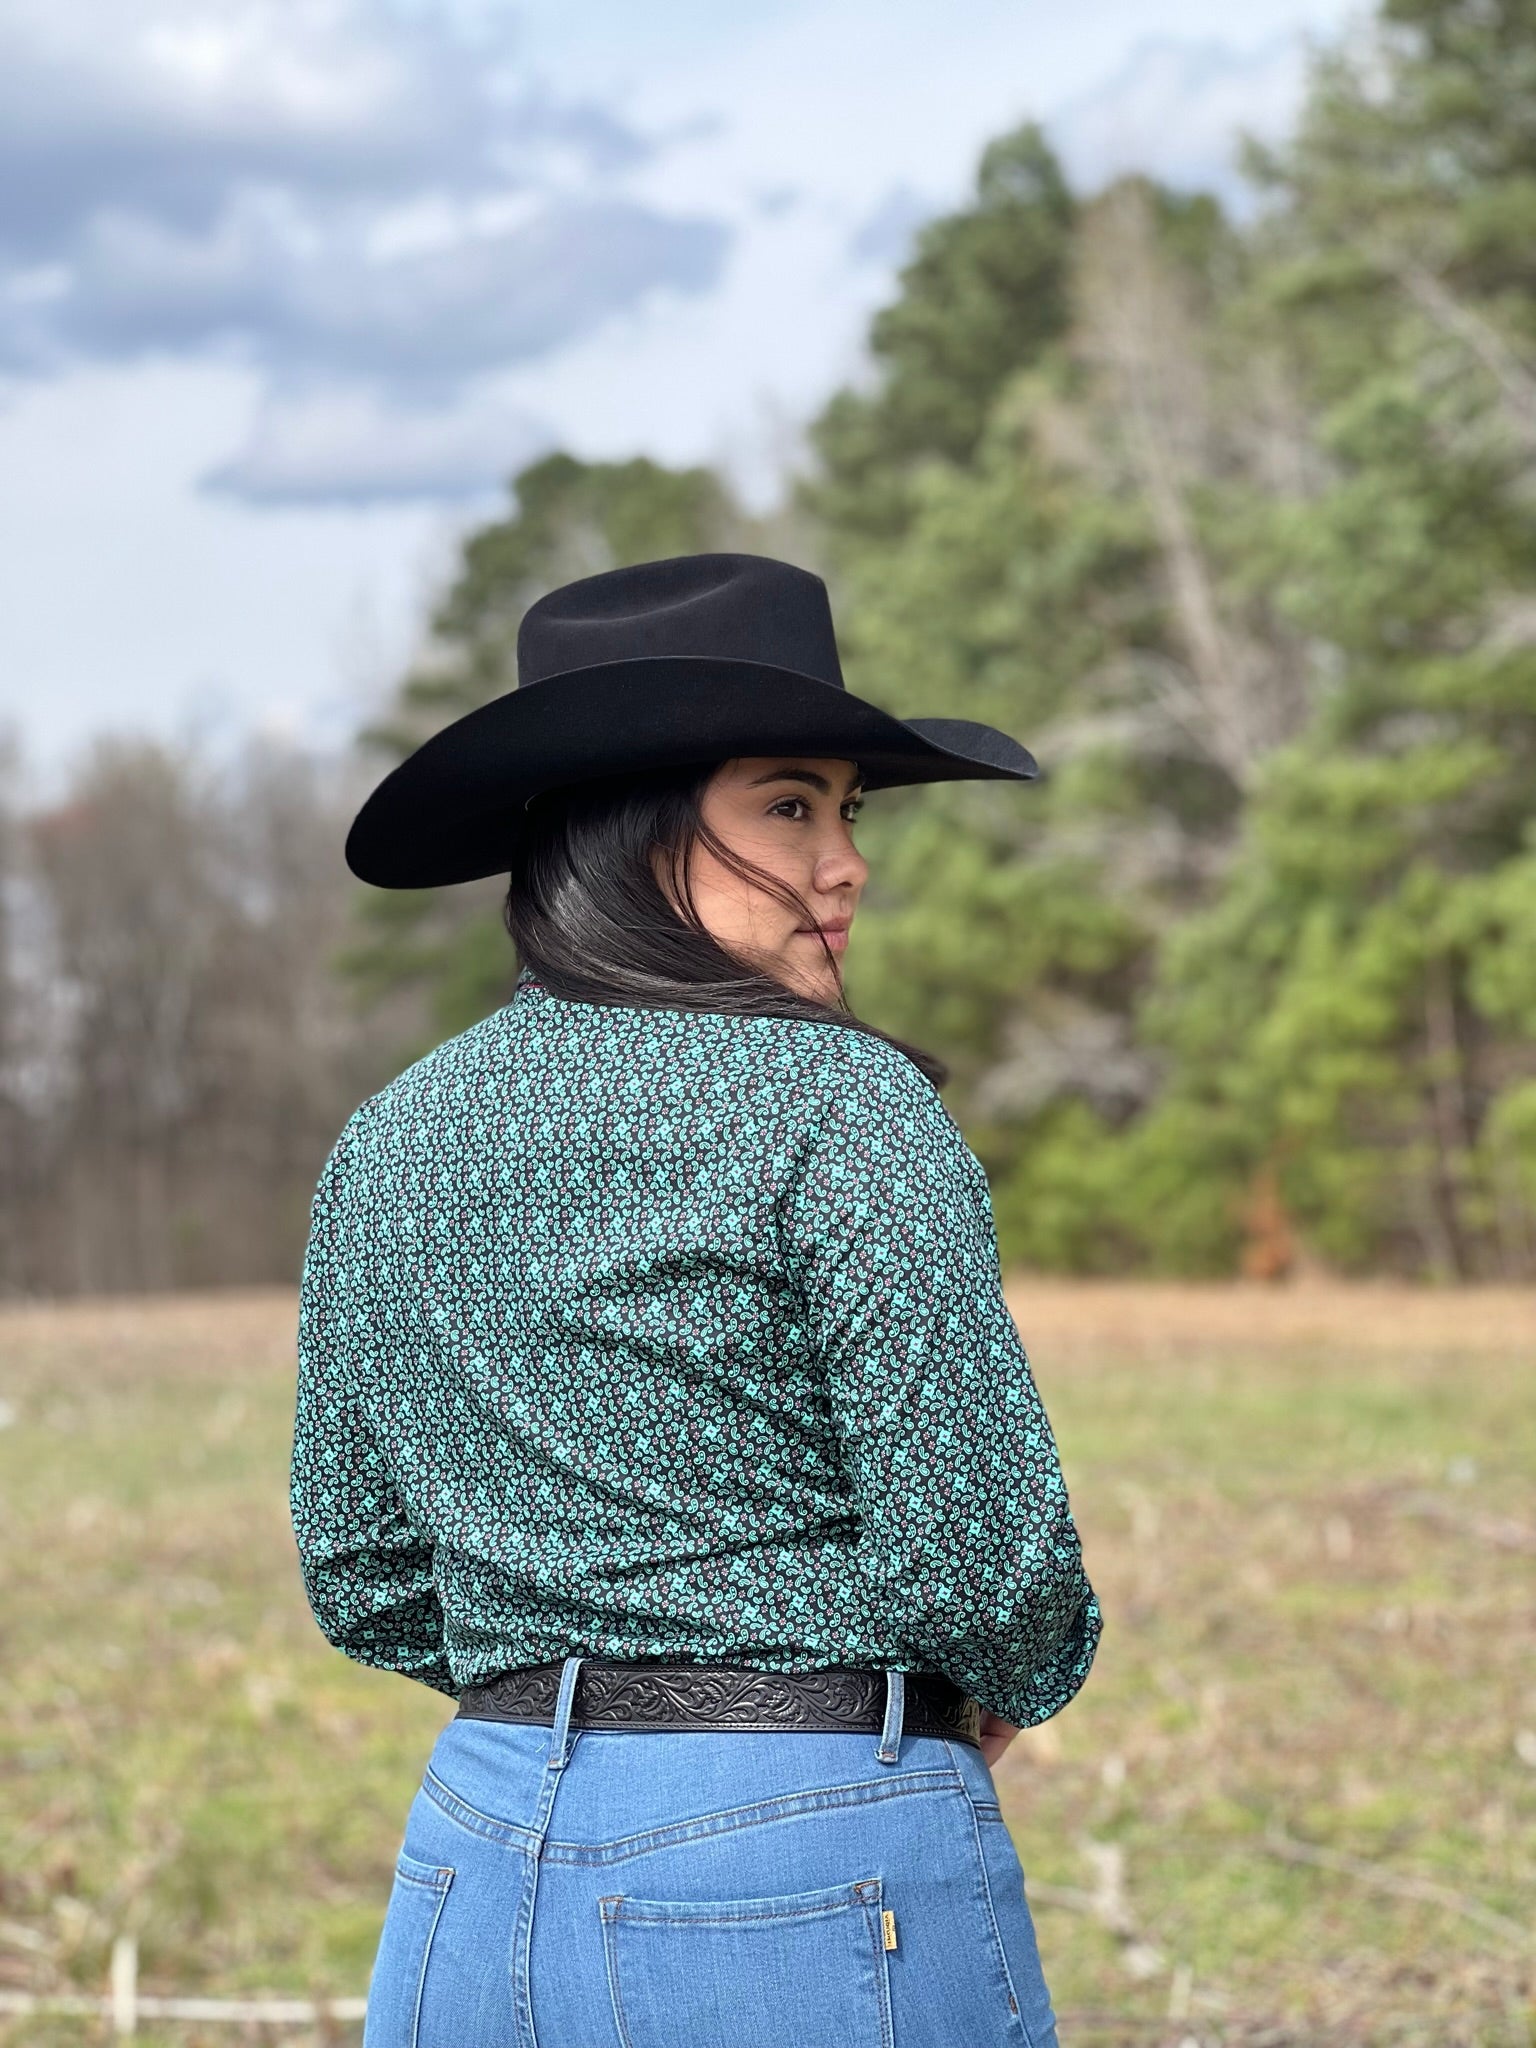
[109,1934,138,2038]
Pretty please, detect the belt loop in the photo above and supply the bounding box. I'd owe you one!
[547,1655,584,1772]
[875,1668,905,1765]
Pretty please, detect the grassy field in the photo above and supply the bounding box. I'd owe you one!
[1,1284,1532,2046]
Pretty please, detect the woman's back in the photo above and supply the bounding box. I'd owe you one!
[292,968,1099,1731]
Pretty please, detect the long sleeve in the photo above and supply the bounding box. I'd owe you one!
[780,1034,1102,1727]
[289,1109,456,1697]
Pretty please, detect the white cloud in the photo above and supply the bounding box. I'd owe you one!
[1045,33,1312,208]
[44,191,729,386]
[0,0,507,249]
[0,0,732,498]
[204,380,555,504]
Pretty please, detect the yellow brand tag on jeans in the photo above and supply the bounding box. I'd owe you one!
[882,1909,898,1951]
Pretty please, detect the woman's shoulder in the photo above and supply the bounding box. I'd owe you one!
[318,1009,515,1163]
[774,1025,992,1229]
[781,1019,970,1162]
[797,1017,941,1100]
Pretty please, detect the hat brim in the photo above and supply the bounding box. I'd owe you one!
[345,656,1039,889]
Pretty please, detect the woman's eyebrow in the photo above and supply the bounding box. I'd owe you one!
[745,768,864,796]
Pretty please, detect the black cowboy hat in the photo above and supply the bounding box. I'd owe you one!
[345,551,1039,888]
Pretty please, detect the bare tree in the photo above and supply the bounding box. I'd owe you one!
[8,731,421,1297]
[1071,178,1316,787]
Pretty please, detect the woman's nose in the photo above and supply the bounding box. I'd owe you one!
[817,840,867,890]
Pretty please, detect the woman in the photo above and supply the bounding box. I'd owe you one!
[291,552,1102,2048]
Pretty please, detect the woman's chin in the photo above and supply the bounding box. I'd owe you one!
[731,937,843,1002]
[781,955,843,1003]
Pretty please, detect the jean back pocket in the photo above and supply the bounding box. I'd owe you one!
[600,1874,893,2048]
[363,1850,454,2048]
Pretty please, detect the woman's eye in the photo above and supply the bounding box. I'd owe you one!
[770,796,864,821]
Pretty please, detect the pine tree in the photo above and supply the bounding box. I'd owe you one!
[1133,0,1536,1276]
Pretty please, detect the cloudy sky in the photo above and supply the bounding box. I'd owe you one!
[1,0,1366,796]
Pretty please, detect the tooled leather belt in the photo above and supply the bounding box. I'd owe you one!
[455,1659,981,1749]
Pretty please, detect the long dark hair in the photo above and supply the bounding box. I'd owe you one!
[501,758,949,1086]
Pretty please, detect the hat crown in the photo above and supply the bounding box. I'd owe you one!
[516,552,845,691]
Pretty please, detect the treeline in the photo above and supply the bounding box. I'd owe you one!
[0,733,422,1294]
[351,0,1536,1281]
[10,0,1536,1291]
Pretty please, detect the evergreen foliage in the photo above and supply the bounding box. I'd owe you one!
[351,1,1536,1276]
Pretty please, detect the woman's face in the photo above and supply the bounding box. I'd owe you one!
[681,755,869,1000]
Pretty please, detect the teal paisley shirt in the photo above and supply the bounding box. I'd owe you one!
[290,968,1101,1728]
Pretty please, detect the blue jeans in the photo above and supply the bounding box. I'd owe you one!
[364,1659,1060,2048]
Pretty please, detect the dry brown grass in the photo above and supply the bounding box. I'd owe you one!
[1,1283,1532,2046]
[1000,1279,1536,1357]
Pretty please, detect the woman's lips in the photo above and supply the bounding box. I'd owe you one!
[796,925,850,953]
